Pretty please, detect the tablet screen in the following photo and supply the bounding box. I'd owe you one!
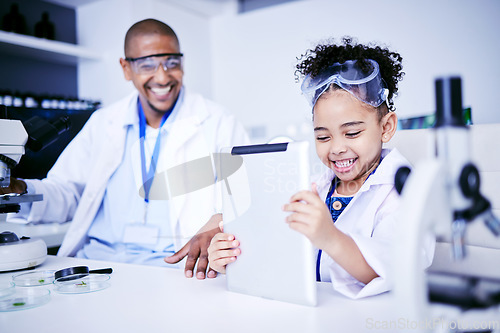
[220,141,317,306]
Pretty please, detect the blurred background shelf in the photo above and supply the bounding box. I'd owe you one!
[0,30,101,65]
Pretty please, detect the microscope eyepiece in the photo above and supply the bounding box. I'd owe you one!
[435,76,465,128]
[24,116,72,152]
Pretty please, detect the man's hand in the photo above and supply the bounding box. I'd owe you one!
[164,213,222,279]
[0,177,27,195]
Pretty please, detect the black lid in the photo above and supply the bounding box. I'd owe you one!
[54,266,90,281]
[0,231,20,244]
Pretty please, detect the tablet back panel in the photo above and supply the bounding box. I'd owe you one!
[220,141,317,306]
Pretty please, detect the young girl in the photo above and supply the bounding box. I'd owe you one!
[208,37,434,298]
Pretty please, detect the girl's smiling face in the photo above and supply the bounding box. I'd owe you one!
[313,88,397,193]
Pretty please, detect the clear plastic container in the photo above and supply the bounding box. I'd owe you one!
[0,287,50,311]
[53,273,110,294]
[12,270,56,287]
[0,281,16,299]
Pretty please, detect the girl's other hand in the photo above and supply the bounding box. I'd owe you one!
[207,232,241,274]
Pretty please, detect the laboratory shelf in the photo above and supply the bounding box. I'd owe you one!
[0,30,101,65]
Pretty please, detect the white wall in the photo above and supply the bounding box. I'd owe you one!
[76,0,212,107]
[211,0,500,143]
[75,0,500,143]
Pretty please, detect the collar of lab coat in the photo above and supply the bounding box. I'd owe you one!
[360,148,409,192]
[316,148,410,199]
[112,88,210,153]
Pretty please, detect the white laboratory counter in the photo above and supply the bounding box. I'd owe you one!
[1,256,499,333]
[0,255,402,333]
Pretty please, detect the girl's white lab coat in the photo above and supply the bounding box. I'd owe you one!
[19,90,249,257]
[315,148,435,299]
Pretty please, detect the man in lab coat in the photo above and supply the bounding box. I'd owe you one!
[1,19,248,279]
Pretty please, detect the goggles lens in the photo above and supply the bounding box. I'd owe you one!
[126,53,183,75]
[300,59,388,108]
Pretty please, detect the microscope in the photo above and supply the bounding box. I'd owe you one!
[393,77,500,332]
[1,104,70,271]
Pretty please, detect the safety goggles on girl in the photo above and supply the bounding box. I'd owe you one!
[125,53,183,75]
[300,59,389,108]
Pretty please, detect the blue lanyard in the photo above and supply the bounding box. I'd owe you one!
[138,100,170,203]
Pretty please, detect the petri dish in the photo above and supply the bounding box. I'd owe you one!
[53,274,110,294]
[12,270,56,287]
[0,281,16,299]
[0,287,50,312]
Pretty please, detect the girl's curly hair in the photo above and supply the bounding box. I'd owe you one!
[296,37,404,112]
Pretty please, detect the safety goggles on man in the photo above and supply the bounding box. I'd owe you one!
[125,53,183,75]
[300,59,388,108]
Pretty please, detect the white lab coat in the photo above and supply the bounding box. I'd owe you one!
[16,90,249,257]
[315,148,435,299]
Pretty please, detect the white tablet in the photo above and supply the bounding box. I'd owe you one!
[218,141,317,306]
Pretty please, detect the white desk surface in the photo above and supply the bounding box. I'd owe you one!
[2,256,498,333]
[0,255,406,333]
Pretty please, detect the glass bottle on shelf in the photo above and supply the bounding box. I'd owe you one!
[2,3,28,35]
[34,11,55,40]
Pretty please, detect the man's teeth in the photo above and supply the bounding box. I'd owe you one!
[334,158,355,168]
[151,86,172,95]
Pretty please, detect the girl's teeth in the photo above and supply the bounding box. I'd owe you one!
[335,158,354,168]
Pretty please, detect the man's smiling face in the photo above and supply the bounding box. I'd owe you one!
[121,33,183,117]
